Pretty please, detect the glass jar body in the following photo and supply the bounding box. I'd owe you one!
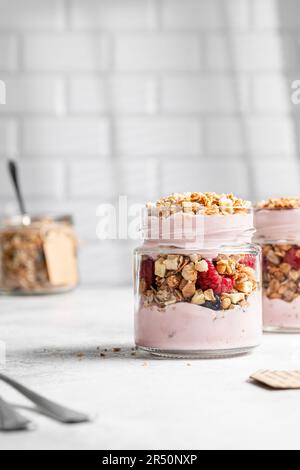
[134,243,262,358]
[0,215,79,295]
[261,240,300,332]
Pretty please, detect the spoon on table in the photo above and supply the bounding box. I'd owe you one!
[0,396,32,431]
[0,373,91,424]
[7,160,31,226]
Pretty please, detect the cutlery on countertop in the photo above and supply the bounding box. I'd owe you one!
[7,159,31,226]
[0,395,32,431]
[0,374,91,424]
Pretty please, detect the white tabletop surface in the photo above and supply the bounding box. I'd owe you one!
[0,286,300,450]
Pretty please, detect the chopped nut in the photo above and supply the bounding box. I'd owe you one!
[155,288,177,306]
[174,289,184,302]
[280,263,291,274]
[195,259,209,273]
[240,266,256,282]
[166,274,181,289]
[223,292,245,304]
[221,297,232,310]
[283,289,295,302]
[179,278,188,291]
[289,270,300,281]
[216,260,228,274]
[267,251,280,265]
[190,254,200,263]
[182,262,197,281]
[155,258,167,278]
[204,289,216,302]
[235,280,253,294]
[191,289,205,305]
[164,255,180,271]
[182,281,196,299]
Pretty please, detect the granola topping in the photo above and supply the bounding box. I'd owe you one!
[147,192,251,216]
[256,197,300,211]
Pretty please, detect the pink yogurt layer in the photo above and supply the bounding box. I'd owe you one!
[145,212,254,249]
[255,208,300,240]
[135,292,262,351]
[263,295,300,329]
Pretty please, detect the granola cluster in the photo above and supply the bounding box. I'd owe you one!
[263,244,300,303]
[147,192,251,216]
[257,197,300,211]
[139,252,257,311]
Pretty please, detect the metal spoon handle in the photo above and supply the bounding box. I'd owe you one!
[0,374,90,424]
[7,160,27,215]
[0,396,31,431]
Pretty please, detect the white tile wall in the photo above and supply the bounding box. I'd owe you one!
[162,76,238,113]
[24,34,110,71]
[115,34,202,71]
[0,0,64,30]
[116,118,202,157]
[70,0,156,31]
[0,76,65,113]
[0,35,18,71]
[69,76,158,114]
[0,119,18,155]
[0,0,299,285]
[22,118,110,156]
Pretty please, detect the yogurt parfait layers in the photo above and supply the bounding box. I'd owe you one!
[255,197,300,332]
[134,192,262,358]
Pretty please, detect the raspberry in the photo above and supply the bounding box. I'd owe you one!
[220,277,234,294]
[239,254,256,269]
[197,260,234,294]
[284,247,300,269]
[140,258,155,287]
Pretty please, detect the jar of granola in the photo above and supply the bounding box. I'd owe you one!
[0,215,79,295]
[134,192,262,358]
[255,197,300,332]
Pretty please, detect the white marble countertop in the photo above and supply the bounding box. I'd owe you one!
[0,287,300,450]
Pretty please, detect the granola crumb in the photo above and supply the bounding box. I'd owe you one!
[100,353,106,357]
[112,347,121,352]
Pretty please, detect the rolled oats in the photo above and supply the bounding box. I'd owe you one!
[195,259,208,273]
[155,258,167,278]
[204,289,216,302]
[191,289,205,305]
[166,274,181,289]
[182,281,196,299]
[182,263,197,282]
[164,255,180,271]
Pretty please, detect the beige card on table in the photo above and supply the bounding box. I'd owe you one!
[44,230,78,287]
[250,370,300,390]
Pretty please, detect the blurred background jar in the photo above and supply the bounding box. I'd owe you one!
[0,215,79,295]
[255,199,300,332]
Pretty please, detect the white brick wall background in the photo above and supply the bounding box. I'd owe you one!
[0,0,299,285]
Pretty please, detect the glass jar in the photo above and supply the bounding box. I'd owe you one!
[0,215,79,295]
[134,204,262,358]
[255,206,300,332]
